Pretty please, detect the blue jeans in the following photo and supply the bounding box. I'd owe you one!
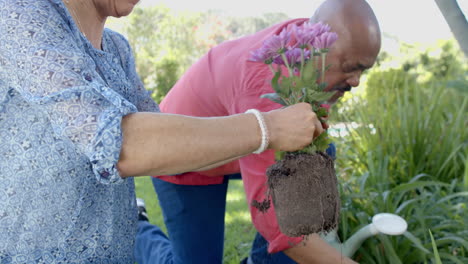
[135,145,336,264]
[134,176,294,264]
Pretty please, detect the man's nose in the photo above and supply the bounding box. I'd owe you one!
[347,72,362,87]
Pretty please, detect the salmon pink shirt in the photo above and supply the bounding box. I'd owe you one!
[156,18,309,253]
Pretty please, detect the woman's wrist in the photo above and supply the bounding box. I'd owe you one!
[245,109,270,154]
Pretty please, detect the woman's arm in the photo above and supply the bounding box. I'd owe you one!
[117,102,323,177]
[193,156,243,173]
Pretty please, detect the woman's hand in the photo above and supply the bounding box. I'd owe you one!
[264,103,324,152]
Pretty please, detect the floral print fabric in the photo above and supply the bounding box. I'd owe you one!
[0,0,159,262]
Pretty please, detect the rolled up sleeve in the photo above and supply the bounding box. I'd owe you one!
[18,60,136,183]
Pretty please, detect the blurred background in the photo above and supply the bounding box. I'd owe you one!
[108,1,467,263]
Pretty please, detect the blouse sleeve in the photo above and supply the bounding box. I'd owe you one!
[0,1,137,183]
[106,30,160,113]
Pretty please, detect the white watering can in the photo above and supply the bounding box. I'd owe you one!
[322,213,408,257]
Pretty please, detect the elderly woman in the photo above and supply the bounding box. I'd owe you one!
[0,0,324,262]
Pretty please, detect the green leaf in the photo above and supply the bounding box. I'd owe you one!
[464,157,468,191]
[318,82,328,91]
[306,90,335,103]
[299,144,317,154]
[436,192,468,204]
[429,230,443,264]
[315,106,328,118]
[260,93,287,106]
[432,236,468,249]
[300,87,308,102]
[409,173,431,183]
[402,231,431,254]
[313,132,332,152]
[280,77,295,96]
[395,197,423,214]
[438,253,466,264]
[378,235,403,264]
[270,70,282,94]
[391,181,449,194]
[446,78,468,95]
[301,59,317,82]
[274,151,285,160]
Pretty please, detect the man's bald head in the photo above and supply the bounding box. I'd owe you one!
[311,0,381,51]
[311,0,381,45]
[309,0,381,103]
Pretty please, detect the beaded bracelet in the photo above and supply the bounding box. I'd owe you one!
[245,109,269,154]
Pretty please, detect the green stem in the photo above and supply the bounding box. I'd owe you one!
[321,52,326,84]
[268,64,276,75]
[281,53,293,77]
[310,45,319,70]
[300,48,305,78]
[284,97,293,105]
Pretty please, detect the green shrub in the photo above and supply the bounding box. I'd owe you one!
[337,73,466,184]
[338,174,467,263]
[332,42,467,262]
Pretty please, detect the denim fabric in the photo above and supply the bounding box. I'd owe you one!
[135,177,229,264]
[250,233,296,264]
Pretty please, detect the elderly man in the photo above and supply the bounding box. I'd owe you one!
[135,0,381,263]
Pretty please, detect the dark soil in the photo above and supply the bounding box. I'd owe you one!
[253,152,340,237]
[251,198,271,213]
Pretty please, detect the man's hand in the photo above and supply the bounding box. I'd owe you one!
[284,233,358,264]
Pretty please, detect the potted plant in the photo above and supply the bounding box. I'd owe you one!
[250,21,340,237]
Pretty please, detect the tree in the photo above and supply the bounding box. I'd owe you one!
[125,6,205,102]
[434,0,468,57]
[124,6,289,101]
[226,12,290,38]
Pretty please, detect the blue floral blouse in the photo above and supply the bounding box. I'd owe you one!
[0,0,159,262]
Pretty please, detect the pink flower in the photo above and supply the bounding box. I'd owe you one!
[263,28,291,55]
[311,22,331,36]
[249,47,276,64]
[293,23,318,48]
[249,21,337,66]
[312,32,338,50]
[273,48,309,66]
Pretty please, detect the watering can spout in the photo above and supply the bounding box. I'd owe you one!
[322,224,378,257]
[342,224,379,256]
[322,213,408,257]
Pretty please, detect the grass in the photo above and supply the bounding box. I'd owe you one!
[429,230,443,264]
[134,176,257,263]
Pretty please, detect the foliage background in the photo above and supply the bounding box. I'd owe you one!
[109,5,468,263]
[333,40,467,264]
[116,6,288,103]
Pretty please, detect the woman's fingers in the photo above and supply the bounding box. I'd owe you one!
[263,103,325,152]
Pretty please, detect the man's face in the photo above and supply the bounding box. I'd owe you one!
[322,32,381,104]
[93,0,140,18]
